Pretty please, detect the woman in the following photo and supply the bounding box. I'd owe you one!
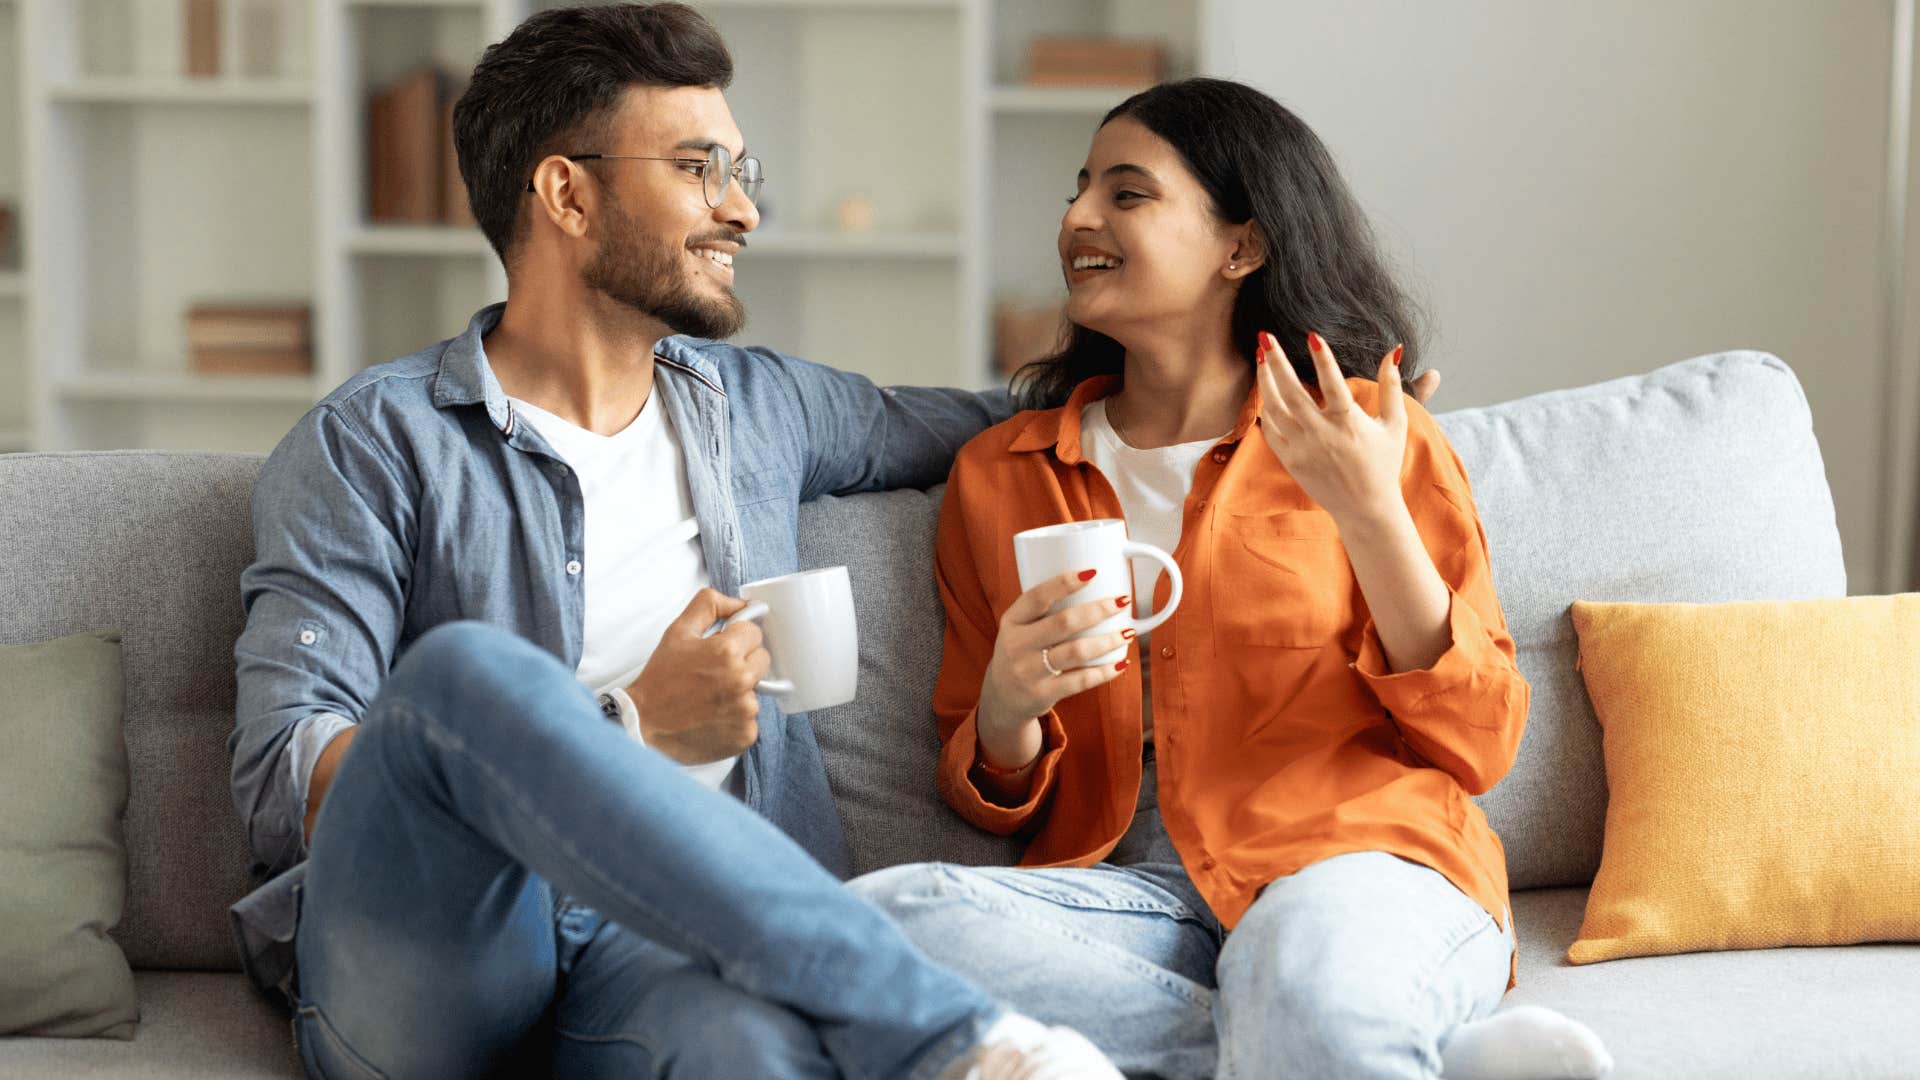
[850,80,1613,1080]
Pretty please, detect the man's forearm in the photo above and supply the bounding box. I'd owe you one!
[303,727,358,845]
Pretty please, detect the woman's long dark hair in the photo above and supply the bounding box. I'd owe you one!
[1012,78,1426,411]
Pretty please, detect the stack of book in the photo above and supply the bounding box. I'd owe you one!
[186,0,221,78]
[367,68,475,227]
[186,303,313,377]
[1025,37,1168,88]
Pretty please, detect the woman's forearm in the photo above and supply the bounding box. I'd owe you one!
[1336,497,1453,674]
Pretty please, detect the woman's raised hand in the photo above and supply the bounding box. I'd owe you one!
[1253,330,1410,525]
[975,567,1133,760]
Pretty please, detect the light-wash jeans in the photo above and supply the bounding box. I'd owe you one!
[293,621,1001,1080]
[849,753,1515,1080]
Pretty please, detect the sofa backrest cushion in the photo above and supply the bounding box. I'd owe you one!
[803,352,1847,889]
[0,351,1846,971]
[0,452,263,970]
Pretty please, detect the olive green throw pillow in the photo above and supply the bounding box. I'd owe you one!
[0,630,137,1039]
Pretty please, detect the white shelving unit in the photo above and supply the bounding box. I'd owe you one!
[3,0,1205,454]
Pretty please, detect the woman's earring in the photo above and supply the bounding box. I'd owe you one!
[1229,262,1238,271]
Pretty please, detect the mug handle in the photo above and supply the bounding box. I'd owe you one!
[1120,542,1183,636]
[706,601,797,696]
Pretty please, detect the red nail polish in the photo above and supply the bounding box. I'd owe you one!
[1391,345,1404,367]
[1078,569,1098,582]
[1116,595,1131,609]
[1121,628,1137,640]
[1116,660,1131,672]
[1308,331,1325,352]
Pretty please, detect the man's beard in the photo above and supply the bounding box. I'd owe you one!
[581,196,746,340]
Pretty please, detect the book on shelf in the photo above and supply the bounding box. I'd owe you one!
[1025,37,1168,88]
[191,347,313,377]
[186,303,312,351]
[186,0,222,78]
[367,69,477,228]
[368,68,444,224]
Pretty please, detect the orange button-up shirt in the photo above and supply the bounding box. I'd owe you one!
[933,374,1529,983]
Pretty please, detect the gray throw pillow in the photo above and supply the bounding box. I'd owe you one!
[0,630,137,1039]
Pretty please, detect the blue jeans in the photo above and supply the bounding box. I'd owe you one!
[849,757,1514,1080]
[293,621,999,1080]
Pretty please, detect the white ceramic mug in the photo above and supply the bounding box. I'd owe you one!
[1012,520,1183,667]
[707,565,858,713]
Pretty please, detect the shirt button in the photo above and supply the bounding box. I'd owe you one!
[298,629,317,646]
[1160,645,1175,660]
[566,559,582,576]
[1200,857,1216,871]
[1211,449,1230,464]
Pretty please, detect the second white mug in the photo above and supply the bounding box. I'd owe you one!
[709,565,859,714]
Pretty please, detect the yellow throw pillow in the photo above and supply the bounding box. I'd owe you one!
[1566,594,1920,964]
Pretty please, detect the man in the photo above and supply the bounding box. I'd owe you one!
[228,5,1122,1078]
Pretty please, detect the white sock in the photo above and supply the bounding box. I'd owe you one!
[1439,1004,1614,1080]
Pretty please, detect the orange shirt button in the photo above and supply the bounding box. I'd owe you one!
[1200,857,1216,871]
[1211,449,1230,464]
[1160,645,1175,660]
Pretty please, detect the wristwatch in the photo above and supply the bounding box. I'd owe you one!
[598,687,642,741]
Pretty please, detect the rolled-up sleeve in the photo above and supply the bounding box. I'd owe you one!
[231,404,414,877]
[931,461,1067,834]
[1352,408,1529,796]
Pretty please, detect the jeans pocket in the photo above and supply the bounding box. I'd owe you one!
[295,1004,390,1080]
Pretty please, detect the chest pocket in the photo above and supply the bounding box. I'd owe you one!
[1211,509,1357,648]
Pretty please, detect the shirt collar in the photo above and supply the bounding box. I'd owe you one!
[1006,372,1264,464]
[431,303,514,434]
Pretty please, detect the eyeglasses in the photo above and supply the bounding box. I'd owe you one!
[525,143,765,208]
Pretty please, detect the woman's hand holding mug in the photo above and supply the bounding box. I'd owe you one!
[976,567,1135,767]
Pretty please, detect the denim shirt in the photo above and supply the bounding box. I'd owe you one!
[228,303,1012,1001]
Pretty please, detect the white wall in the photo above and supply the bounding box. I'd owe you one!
[1204,0,1916,592]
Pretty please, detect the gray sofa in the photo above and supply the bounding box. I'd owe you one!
[3,351,1917,1078]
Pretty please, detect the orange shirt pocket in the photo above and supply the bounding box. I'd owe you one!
[1213,510,1357,648]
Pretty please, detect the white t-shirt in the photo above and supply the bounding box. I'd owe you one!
[1080,399,1222,741]
[509,392,739,792]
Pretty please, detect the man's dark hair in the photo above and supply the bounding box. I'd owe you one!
[1013,78,1427,409]
[452,3,734,265]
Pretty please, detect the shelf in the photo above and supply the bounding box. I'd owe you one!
[55,373,321,405]
[991,86,1143,116]
[748,231,963,259]
[347,225,493,258]
[49,79,314,108]
[0,271,23,299]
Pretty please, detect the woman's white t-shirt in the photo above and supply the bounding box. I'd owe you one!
[1079,399,1223,742]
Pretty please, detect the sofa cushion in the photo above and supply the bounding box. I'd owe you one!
[0,972,301,1078]
[801,488,1024,876]
[0,452,265,971]
[1566,594,1920,963]
[0,630,138,1038]
[1436,352,1845,888]
[1509,887,1920,1079]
